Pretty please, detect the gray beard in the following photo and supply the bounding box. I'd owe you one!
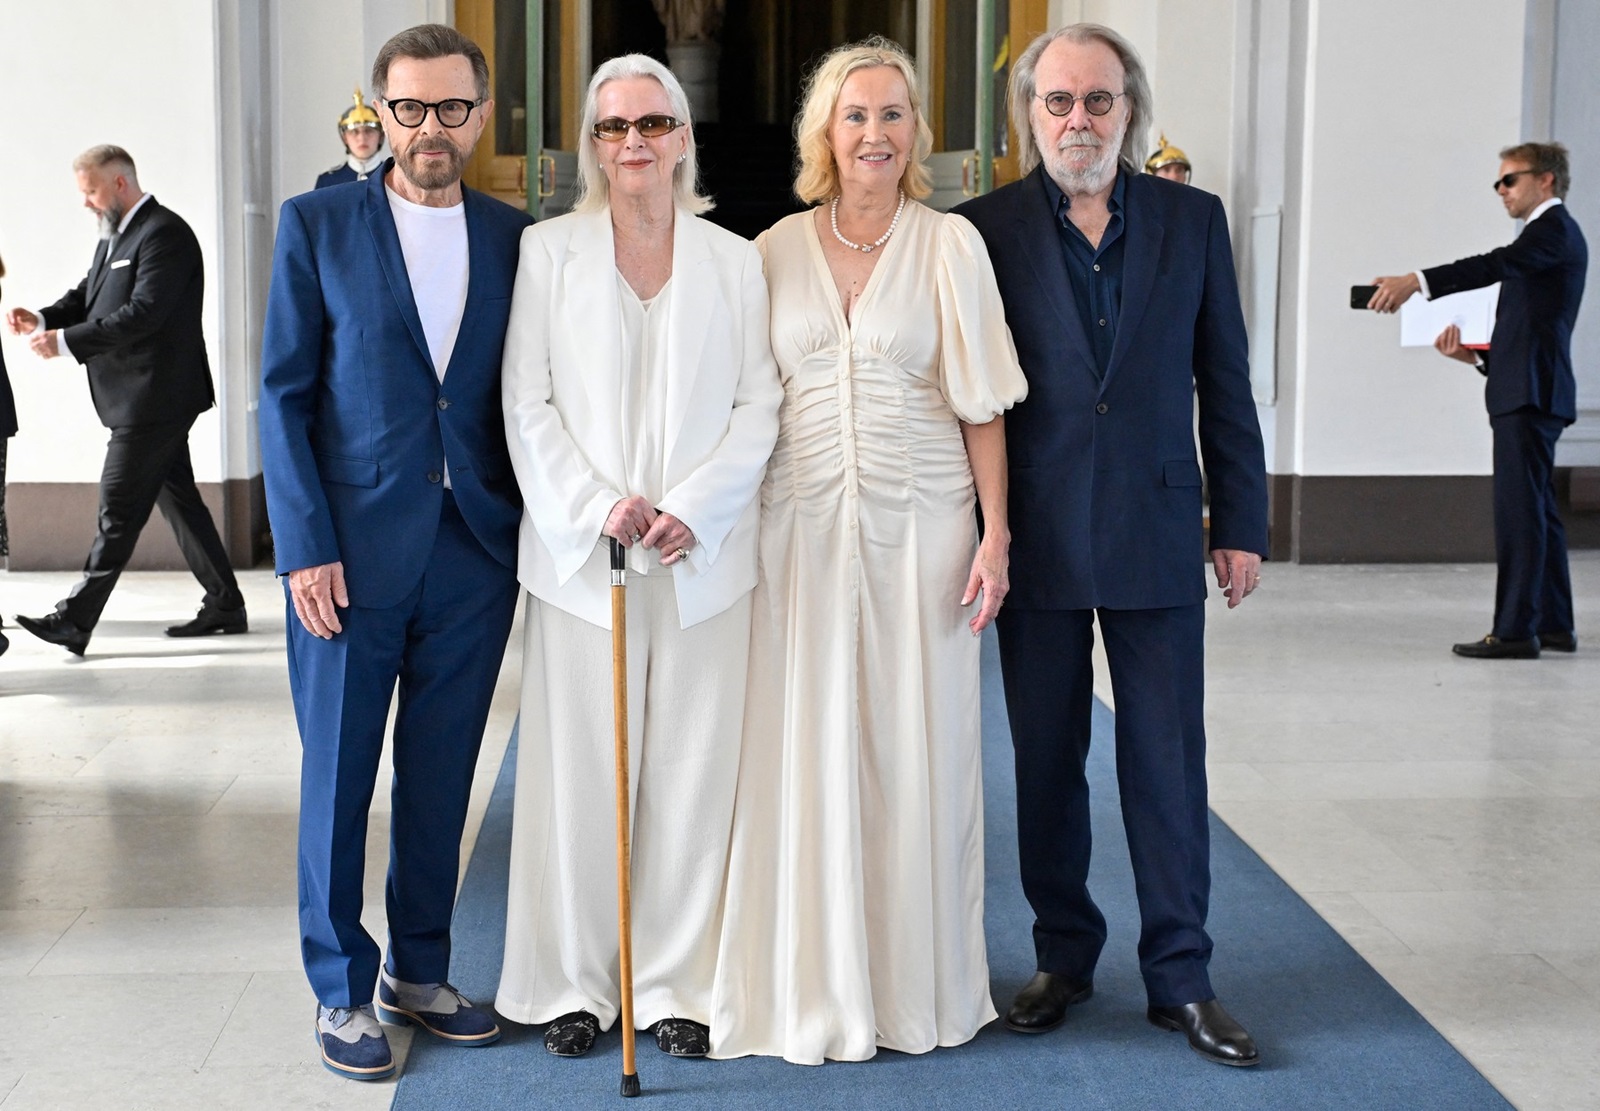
[1043,122,1126,195]
[396,140,466,191]
[96,203,125,239]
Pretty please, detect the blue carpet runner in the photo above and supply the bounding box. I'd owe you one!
[393,630,1509,1109]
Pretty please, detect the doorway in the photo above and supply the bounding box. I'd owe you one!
[458,0,1048,232]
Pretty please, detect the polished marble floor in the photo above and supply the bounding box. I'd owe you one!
[1,556,1595,1109]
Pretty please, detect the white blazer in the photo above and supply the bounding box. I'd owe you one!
[501,208,782,629]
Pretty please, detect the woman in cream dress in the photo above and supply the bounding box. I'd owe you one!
[710,38,1027,1064]
[497,54,780,1059]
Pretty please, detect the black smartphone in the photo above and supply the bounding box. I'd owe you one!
[1350,284,1377,309]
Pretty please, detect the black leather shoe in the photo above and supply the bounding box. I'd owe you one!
[1540,630,1577,653]
[544,1010,600,1057]
[16,613,91,656]
[1148,999,1260,1067]
[166,606,248,638]
[1451,635,1540,659]
[1004,971,1094,1033]
[650,1017,709,1057]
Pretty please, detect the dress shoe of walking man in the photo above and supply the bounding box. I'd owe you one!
[4,145,245,655]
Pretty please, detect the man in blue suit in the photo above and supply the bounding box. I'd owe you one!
[1371,142,1586,659]
[259,24,533,1081]
[955,23,1267,1067]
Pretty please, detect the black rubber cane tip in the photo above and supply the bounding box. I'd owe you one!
[620,1072,641,1098]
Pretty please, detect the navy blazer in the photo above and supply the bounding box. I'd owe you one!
[1423,202,1587,423]
[956,168,1267,611]
[40,199,215,429]
[259,162,534,609]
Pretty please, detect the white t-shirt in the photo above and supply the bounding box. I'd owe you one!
[387,185,469,487]
[386,185,469,381]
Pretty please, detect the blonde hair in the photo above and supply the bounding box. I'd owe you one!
[793,37,933,205]
[574,54,713,216]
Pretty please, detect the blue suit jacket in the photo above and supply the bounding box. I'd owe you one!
[1423,202,1587,423]
[955,168,1267,611]
[259,162,534,609]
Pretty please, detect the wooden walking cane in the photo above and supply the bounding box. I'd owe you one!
[609,537,642,1097]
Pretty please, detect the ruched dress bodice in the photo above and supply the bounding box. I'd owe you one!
[710,202,1027,1064]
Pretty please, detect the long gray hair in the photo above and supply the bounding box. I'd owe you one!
[1009,23,1152,178]
[574,54,714,215]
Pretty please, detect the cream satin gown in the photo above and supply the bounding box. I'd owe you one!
[709,202,1028,1064]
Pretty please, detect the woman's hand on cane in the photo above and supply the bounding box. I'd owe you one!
[605,496,657,547]
[642,512,696,566]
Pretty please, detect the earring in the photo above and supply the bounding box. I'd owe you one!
[678,153,687,163]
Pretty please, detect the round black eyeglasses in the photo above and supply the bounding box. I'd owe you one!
[384,98,483,129]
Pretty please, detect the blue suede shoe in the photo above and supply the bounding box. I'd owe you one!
[377,969,501,1046]
[316,1003,395,1081]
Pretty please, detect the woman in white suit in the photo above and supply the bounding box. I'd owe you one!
[496,54,781,1060]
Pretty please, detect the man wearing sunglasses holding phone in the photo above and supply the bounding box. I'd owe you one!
[259,23,533,1081]
[1370,143,1587,660]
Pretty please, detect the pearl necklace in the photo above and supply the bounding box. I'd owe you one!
[831,191,906,254]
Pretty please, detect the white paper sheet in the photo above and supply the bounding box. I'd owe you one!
[1399,284,1499,347]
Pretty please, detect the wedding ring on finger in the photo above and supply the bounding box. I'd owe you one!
[675,547,689,561]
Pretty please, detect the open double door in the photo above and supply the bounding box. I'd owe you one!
[458,0,1049,225]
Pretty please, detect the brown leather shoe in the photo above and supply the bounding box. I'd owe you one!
[1148,999,1260,1066]
[1004,971,1094,1033]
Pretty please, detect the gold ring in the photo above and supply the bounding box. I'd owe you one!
[676,547,689,560]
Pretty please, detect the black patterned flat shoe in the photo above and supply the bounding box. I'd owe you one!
[544,1010,601,1056]
[650,1017,709,1057]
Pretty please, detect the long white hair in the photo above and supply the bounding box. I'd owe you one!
[574,54,713,215]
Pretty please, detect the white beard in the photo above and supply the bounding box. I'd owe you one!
[1043,117,1127,195]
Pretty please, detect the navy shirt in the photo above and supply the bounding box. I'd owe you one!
[1042,169,1126,378]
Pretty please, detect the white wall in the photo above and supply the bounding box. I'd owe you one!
[1283,0,1526,477]
[1547,0,1600,465]
[273,0,368,205]
[0,0,224,484]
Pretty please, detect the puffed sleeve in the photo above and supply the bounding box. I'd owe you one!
[935,212,1028,423]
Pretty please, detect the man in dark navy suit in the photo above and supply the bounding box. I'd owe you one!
[6,146,246,655]
[260,24,532,1081]
[1371,142,1586,659]
[955,23,1267,1067]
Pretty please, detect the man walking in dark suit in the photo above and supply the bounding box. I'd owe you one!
[5,146,246,656]
[259,24,532,1082]
[955,23,1267,1067]
[1371,142,1586,659]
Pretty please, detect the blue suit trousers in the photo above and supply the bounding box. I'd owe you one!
[288,491,519,1006]
[1491,408,1574,641]
[997,603,1214,1006]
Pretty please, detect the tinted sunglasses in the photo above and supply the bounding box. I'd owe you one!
[1491,170,1539,193]
[593,114,683,142]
